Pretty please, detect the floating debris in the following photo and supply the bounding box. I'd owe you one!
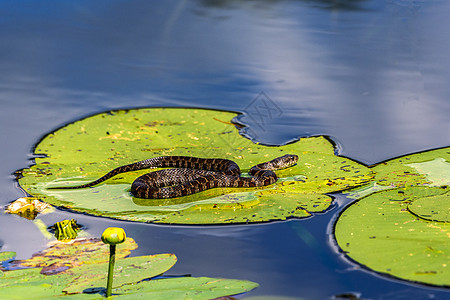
[5,197,53,220]
[49,219,82,242]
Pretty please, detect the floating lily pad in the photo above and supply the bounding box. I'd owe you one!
[113,276,259,299]
[372,148,450,188]
[50,219,82,241]
[5,197,53,220]
[335,186,450,286]
[408,192,449,222]
[0,237,258,299]
[0,252,16,262]
[0,267,72,298]
[62,253,177,294]
[407,157,450,186]
[335,148,450,286]
[12,238,137,270]
[346,147,450,200]
[17,108,372,224]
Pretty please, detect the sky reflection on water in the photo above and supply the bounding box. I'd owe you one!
[1,0,449,165]
[0,1,449,299]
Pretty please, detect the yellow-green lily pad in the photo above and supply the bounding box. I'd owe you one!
[0,267,72,298]
[0,252,16,263]
[335,186,450,286]
[112,276,259,299]
[12,238,137,271]
[372,148,450,188]
[407,157,450,186]
[17,108,372,224]
[0,237,258,299]
[336,147,450,286]
[408,192,449,222]
[345,147,450,200]
[62,253,177,294]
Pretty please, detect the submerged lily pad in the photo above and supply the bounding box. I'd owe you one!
[335,148,450,286]
[0,237,258,299]
[0,252,16,263]
[17,108,372,224]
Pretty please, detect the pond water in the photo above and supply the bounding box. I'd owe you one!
[0,0,449,299]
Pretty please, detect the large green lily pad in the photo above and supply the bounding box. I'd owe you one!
[335,186,449,286]
[0,237,258,299]
[335,148,450,286]
[17,108,372,224]
[372,147,450,188]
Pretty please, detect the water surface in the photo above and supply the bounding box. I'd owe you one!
[1,1,449,299]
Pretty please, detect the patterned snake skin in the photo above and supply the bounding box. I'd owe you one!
[49,154,298,199]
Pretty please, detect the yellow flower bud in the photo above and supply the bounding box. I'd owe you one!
[101,227,126,245]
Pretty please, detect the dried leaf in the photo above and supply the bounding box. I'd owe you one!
[12,237,137,270]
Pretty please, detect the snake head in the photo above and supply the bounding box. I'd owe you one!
[254,154,299,172]
[279,154,299,168]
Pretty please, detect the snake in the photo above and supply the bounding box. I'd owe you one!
[49,154,299,199]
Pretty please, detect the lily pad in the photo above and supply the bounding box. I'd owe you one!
[112,276,259,299]
[407,157,450,186]
[12,238,137,270]
[335,186,450,286]
[335,147,450,286]
[0,267,72,298]
[372,147,450,188]
[346,147,450,200]
[0,237,258,299]
[5,197,53,220]
[17,108,372,224]
[0,252,16,262]
[50,219,82,241]
[408,192,449,222]
[62,253,177,294]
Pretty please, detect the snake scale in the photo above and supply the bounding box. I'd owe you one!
[49,154,299,199]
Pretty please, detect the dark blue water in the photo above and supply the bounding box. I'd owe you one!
[1,1,449,299]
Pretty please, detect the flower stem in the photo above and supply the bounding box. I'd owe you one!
[106,244,116,297]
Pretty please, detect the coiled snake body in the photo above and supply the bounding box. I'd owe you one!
[50,154,298,199]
